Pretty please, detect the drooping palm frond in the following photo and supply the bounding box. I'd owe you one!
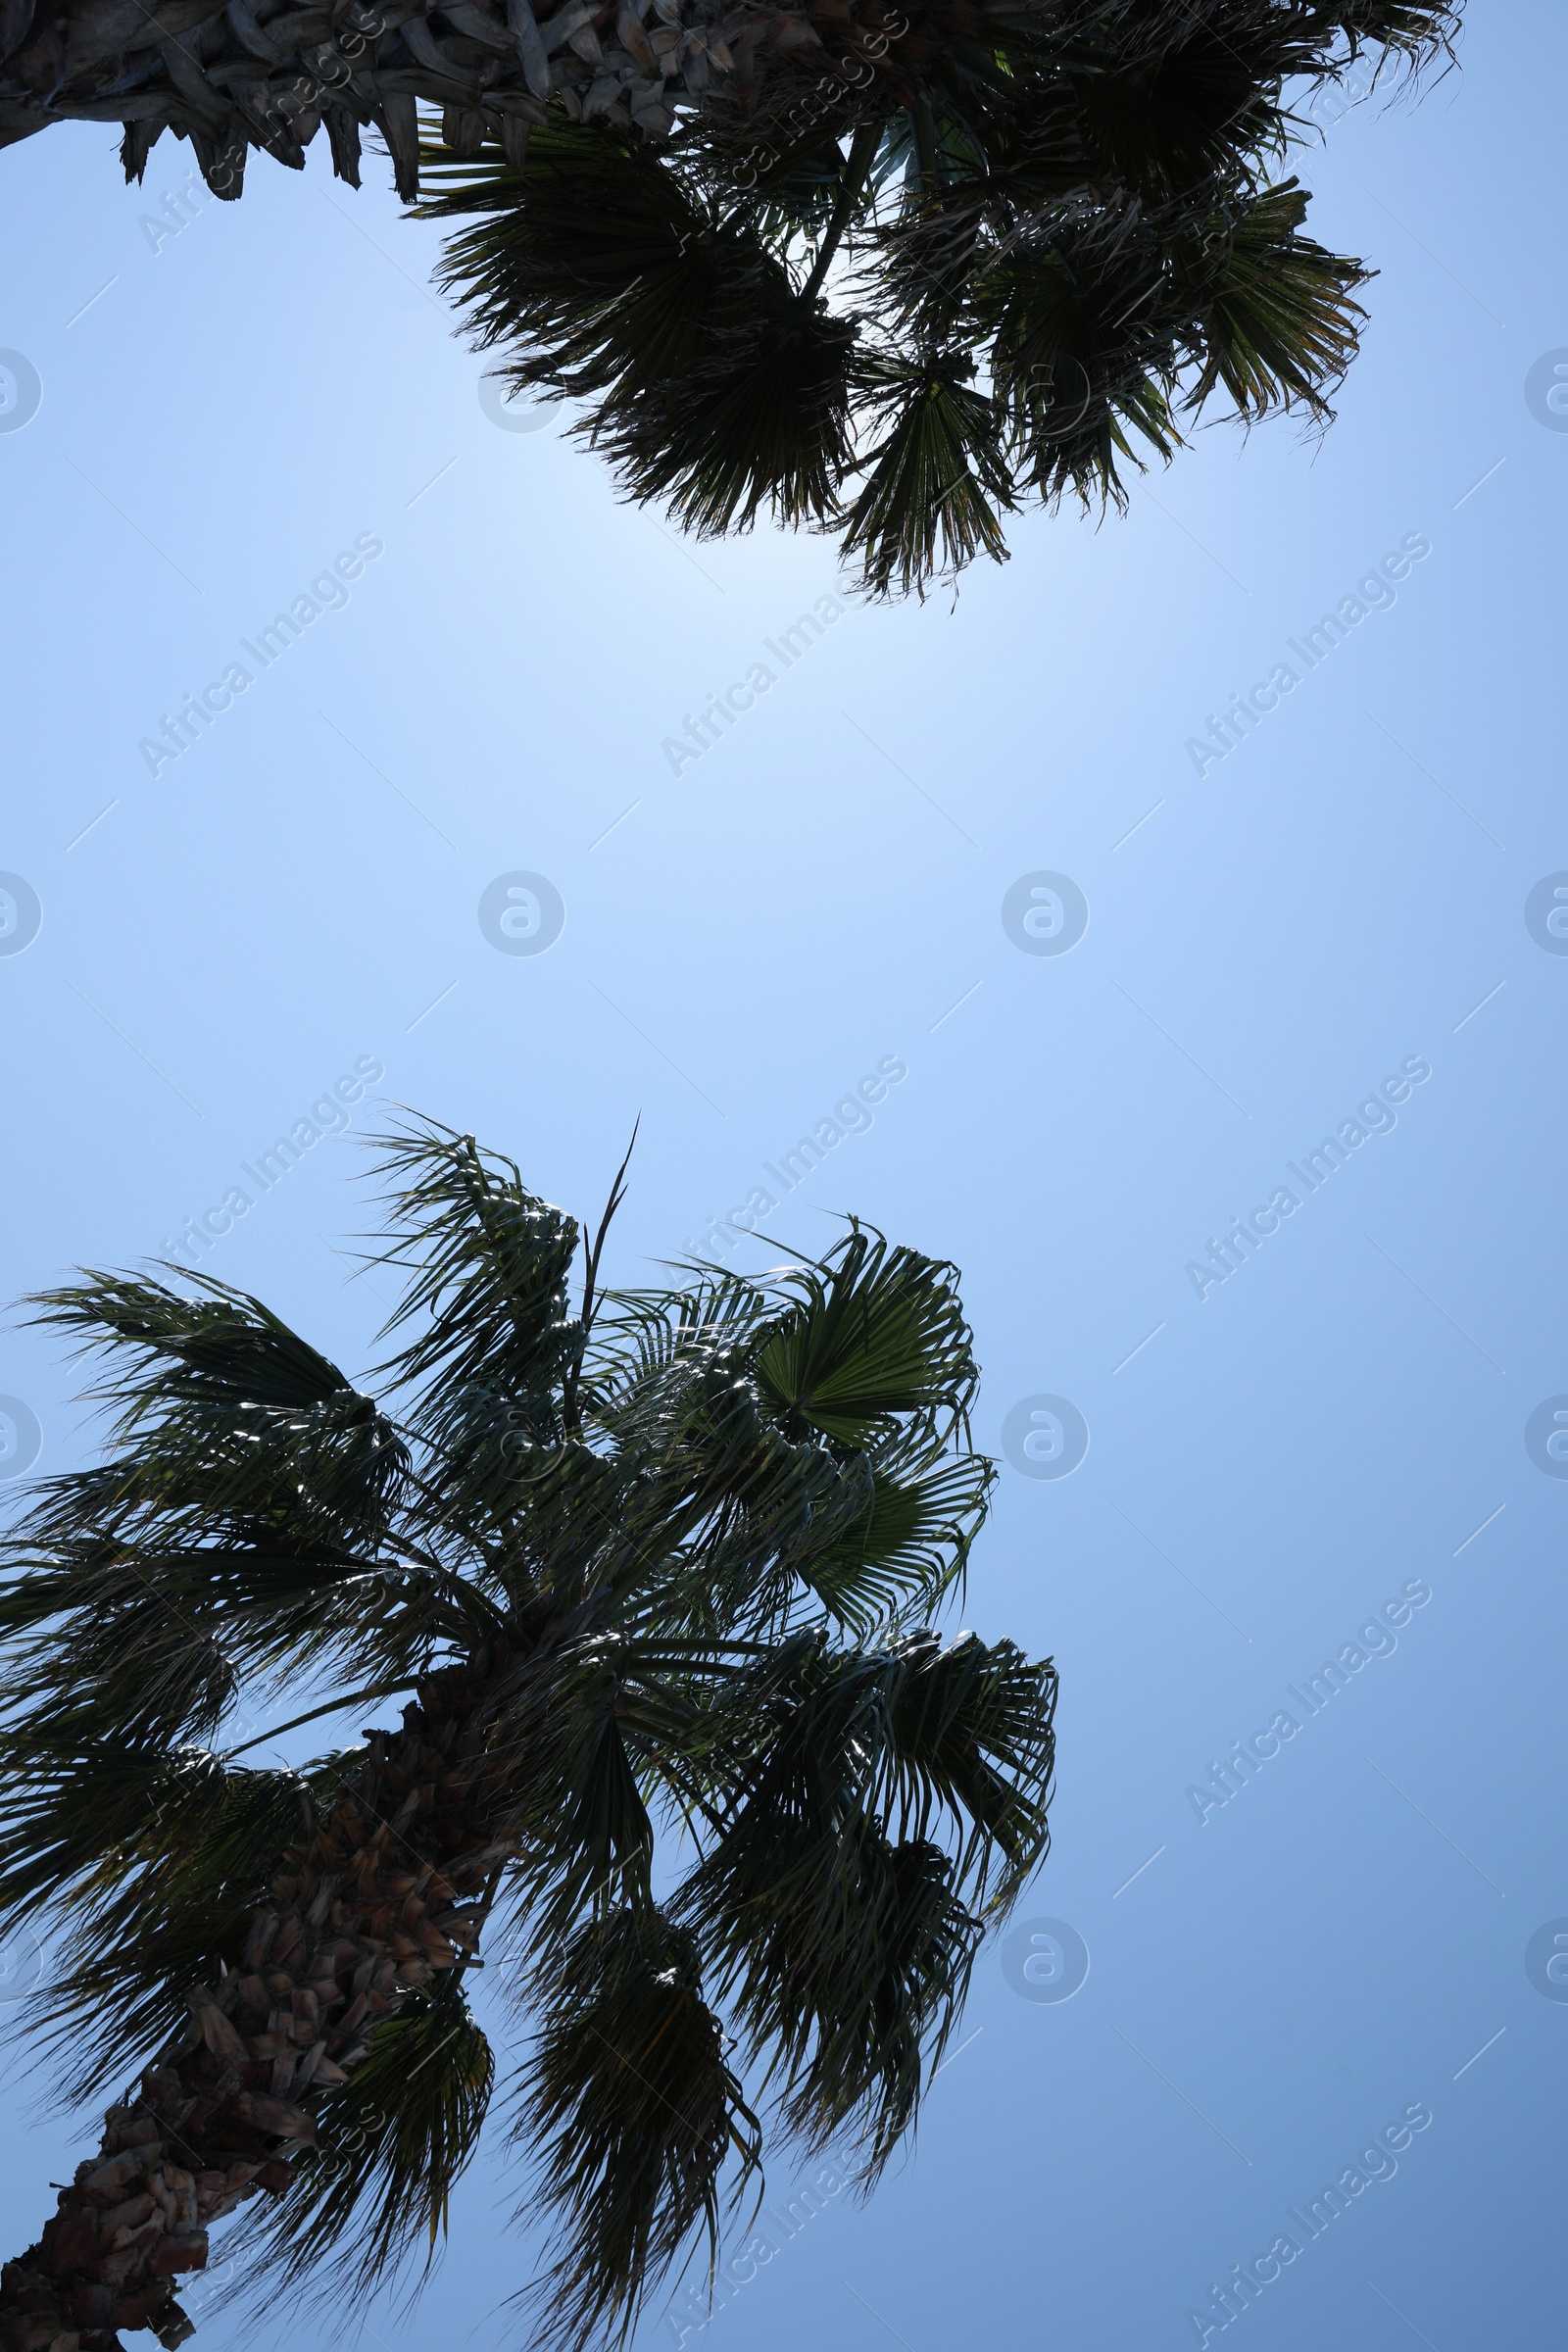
[420,123,858,533]
[0,1742,321,2102]
[513,1907,760,2352]
[241,1971,495,2302]
[835,359,1015,600]
[1177,177,1368,418]
[676,1628,1055,2172]
[0,1113,1050,2352]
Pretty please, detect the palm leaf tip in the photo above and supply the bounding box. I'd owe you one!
[367,1112,583,1457]
[1181,180,1370,423]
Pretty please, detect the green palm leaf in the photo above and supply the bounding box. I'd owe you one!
[514,1906,760,2352]
[836,358,1016,599]
[418,124,856,532]
[1179,178,1369,419]
[798,1451,995,1636]
[751,1225,982,1448]
[677,1629,1054,2167]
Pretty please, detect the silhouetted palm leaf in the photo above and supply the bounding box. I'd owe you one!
[410,0,1458,593]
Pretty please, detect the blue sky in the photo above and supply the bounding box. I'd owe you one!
[2,7,1566,2348]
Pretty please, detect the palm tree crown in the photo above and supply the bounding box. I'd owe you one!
[420,0,1460,592]
[3,3,1457,591]
[0,1118,1055,2352]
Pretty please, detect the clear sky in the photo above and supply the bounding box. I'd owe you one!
[2,7,1565,2348]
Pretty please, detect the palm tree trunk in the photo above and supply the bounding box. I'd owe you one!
[0,0,913,202]
[0,1651,518,2352]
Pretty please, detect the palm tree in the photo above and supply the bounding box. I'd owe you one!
[1,3,1457,593]
[0,1118,1055,2352]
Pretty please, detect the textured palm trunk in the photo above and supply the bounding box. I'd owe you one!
[0,0,914,201]
[0,1650,519,2352]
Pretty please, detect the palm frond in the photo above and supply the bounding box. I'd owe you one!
[1059,1,1301,200]
[874,1630,1057,1905]
[1303,1,1461,73]
[778,1832,976,2176]
[0,1741,348,2103]
[420,123,857,534]
[486,1629,658,1942]
[23,1269,409,1546]
[677,1629,1054,2169]
[836,358,1015,599]
[596,303,858,538]
[0,1520,461,1753]
[514,1906,760,2352]
[982,208,1186,508]
[239,1971,493,2300]
[1180,178,1368,418]
[798,1451,995,1637]
[368,1115,581,1536]
[30,1268,368,1421]
[418,121,719,388]
[751,1226,982,1452]
[687,1752,977,2177]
